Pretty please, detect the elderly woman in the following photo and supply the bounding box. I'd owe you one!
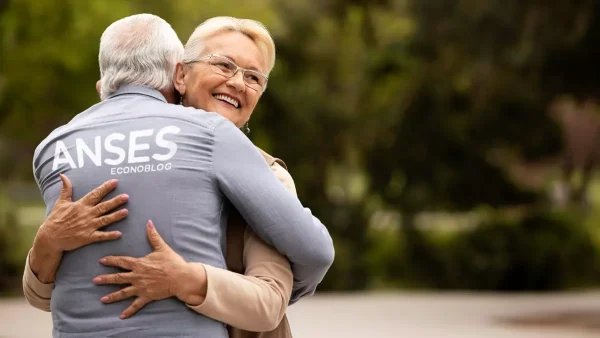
[174,16,296,337]
[23,17,303,338]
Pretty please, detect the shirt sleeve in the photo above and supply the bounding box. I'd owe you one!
[22,250,53,312]
[186,228,293,331]
[187,162,294,330]
[212,120,335,302]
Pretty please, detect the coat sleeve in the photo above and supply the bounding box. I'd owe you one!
[212,121,334,302]
[22,250,54,312]
[186,163,295,331]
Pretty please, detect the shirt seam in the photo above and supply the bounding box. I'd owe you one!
[107,91,166,103]
[210,120,227,269]
[209,119,229,190]
[67,114,222,134]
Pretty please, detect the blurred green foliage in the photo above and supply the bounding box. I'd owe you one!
[1,0,600,293]
[0,188,24,294]
[367,210,600,290]
[451,211,599,290]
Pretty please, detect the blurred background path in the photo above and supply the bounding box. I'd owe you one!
[2,292,599,338]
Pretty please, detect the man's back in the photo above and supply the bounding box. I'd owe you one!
[33,85,229,338]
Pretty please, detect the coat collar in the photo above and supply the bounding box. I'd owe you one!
[105,84,167,103]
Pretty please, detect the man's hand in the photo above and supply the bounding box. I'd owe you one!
[36,174,130,253]
[94,221,206,319]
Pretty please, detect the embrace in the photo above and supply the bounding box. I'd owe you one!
[22,14,335,338]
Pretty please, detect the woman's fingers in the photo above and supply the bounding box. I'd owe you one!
[93,209,129,229]
[120,297,150,319]
[98,256,137,270]
[93,271,134,285]
[101,286,138,304]
[58,174,73,202]
[93,194,129,216]
[80,179,119,206]
[90,230,122,243]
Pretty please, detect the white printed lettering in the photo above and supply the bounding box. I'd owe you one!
[128,129,154,163]
[104,133,126,165]
[52,141,77,170]
[153,126,180,161]
[76,137,102,168]
[52,126,179,174]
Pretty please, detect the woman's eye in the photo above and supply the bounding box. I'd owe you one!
[246,75,259,83]
[213,61,234,70]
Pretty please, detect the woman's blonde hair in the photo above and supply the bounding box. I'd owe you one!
[182,16,276,75]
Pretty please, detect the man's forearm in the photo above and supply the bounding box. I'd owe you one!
[29,227,63,283]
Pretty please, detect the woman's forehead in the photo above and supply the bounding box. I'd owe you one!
[203,32,266,72]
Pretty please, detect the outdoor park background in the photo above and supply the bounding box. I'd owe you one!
[1,0,600,337]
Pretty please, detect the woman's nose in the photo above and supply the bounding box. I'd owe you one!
[226,71,246,92]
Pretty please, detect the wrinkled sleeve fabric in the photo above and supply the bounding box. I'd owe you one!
[187,162,295,331]
[212,120,334,302]
[22,250,53,312]
[187,228,293,331]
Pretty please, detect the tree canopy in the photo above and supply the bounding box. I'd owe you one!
[2,0,600,290]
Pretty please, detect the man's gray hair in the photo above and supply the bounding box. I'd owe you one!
[99,14,184,100]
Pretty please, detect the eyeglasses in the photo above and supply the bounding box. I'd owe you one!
[188,54,268,92]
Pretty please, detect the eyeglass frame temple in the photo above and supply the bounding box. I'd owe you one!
[194,53,269,81]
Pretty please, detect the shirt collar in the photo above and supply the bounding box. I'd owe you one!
[106,84,168,103]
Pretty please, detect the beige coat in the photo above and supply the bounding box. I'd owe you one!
[23,149,295,337]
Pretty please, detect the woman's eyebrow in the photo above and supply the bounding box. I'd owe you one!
[222,54,261,72]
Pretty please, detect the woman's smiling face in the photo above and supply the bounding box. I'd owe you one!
[175,31,267,127]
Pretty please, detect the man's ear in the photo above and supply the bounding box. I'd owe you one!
[95,80,101,99]
[173,62,187,97]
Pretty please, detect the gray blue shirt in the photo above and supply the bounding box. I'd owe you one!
[33,85,334,338]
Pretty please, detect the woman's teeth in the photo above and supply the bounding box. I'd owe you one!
[213,94,239,108]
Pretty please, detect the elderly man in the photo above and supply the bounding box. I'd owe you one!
[24,14,334,338]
